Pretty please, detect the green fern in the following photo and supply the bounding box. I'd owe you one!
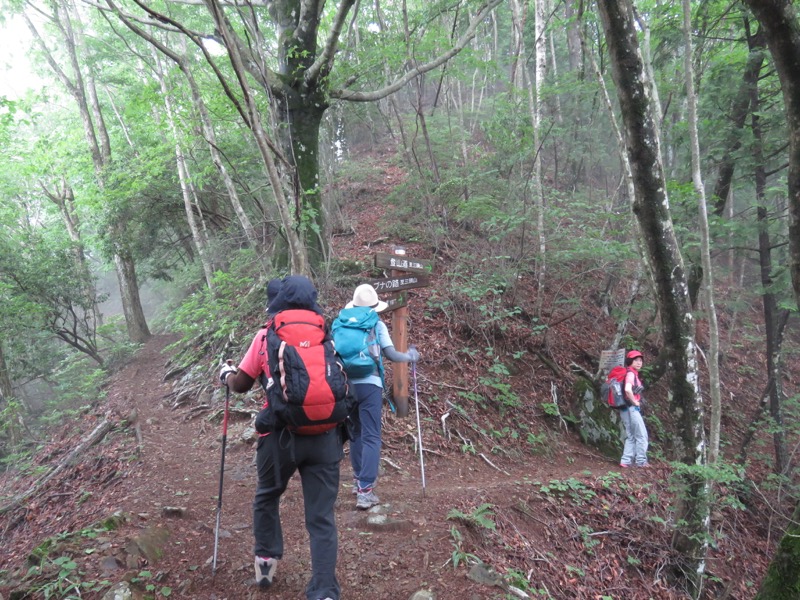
[446,503,497,531]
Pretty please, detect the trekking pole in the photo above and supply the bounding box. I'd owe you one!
[212,362,232,575]
[411,360,426,496]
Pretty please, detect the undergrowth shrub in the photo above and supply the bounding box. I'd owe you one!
[163,250,271,369]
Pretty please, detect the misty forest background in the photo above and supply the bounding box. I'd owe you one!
[2,0,800,597]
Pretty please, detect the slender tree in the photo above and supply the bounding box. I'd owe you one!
[105,2,269,271]
[752,87,790,474]
[682,0,722,464]
[738,2,800,592]
[533,0,547,317]
[24,1,151,343]
[711,23,765,217]
[151,51,216,291]
[119,0,504,271]
[742,0,800,310]
[595,0,707,594]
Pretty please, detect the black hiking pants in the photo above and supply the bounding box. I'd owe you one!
[254,426,343,600]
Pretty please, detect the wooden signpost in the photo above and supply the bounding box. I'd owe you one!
[370,247,432,417]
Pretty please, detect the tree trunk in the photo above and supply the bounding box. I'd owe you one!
[412,77,441,187]
[743,0,800,310]
[153,53,216,292]
[565,0,583,73]
[752,77,788,474]
[754,498,800,599]
[711,23,765,216]
[596,0,707,594]
[533,0,547,318]
[509,0,526,87]
[26,2,151,345]
[682,0,722,465]
[274,96,328,268]
[114,251,151,344]
[206,1,308,275]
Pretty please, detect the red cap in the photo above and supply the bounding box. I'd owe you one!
[627,350,643,360]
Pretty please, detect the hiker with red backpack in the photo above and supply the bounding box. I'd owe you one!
[617,350,649,468]
[220,275,349,600]
[332,284,420,510]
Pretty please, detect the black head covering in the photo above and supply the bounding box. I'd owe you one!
[268,275,323,315]
[266,278,283,314]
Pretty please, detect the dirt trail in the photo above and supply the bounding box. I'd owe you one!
[2,324,767,600]
[81,333,616,600]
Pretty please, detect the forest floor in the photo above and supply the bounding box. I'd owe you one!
[1,333,675,600]
[0,151,786,600]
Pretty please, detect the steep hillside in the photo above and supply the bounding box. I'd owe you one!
[0,150,793,599]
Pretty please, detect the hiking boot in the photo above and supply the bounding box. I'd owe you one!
[254,556,278,588]
[356,488,380,510]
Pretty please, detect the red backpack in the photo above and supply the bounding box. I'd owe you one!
[261,309,354,435]
[601,366,630,408]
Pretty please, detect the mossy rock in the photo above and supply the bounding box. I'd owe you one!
[573,379,622,458]
[98,510,131,531]
[125,526,170,565]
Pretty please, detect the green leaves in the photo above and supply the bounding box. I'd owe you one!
[447,503,497,531]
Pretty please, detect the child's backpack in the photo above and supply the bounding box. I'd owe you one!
[601,366,630,408]
[262,309,353,435]
[331,306,384,380]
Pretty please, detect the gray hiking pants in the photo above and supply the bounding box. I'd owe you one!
[619,407,648,466]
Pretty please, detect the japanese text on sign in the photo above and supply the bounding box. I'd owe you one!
[374,252,433,274]
[393,258,419,269]
[374,276,419,291]
[599,349,626,372]
[370,274,430,292]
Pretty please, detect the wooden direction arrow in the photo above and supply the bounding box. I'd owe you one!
[381,292,407,312]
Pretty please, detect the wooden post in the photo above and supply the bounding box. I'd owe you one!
[373,250,431,418]
[391,247,409,417]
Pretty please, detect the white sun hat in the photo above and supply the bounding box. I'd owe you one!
[346,283,388,312]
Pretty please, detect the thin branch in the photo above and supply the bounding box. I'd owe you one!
[330,0,504,102]
[306,0,357,84]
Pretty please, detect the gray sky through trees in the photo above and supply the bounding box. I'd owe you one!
[0,16,43,99]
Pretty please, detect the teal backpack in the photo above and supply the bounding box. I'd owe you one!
[332,306,384,380]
